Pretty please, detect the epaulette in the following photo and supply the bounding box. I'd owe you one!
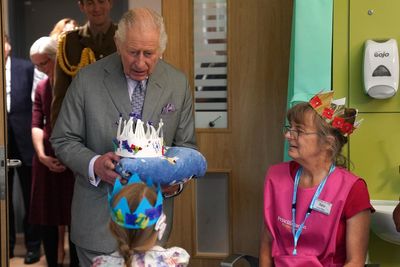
[56,29,96,77]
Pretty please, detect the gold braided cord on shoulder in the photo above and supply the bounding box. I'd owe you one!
[57,33,96,77]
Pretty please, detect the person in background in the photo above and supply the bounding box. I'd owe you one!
[4,33,41,264]
[259,92,374,266]
[48,17,80,266]
[51,0,116,128]
[92,176,189,267]
[32,18,79,104]
[29,36,79,267]
[50,18,79,40]
[50,7,196,267]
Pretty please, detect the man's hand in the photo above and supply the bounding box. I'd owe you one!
[162,183,185,198]
[94,152,121,185]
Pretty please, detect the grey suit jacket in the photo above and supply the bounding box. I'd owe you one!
[50,52,196,252]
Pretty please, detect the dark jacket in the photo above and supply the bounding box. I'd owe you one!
[51,22,117,127]
[8,57,35,166]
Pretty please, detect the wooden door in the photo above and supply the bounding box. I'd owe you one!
[162,0,292,266]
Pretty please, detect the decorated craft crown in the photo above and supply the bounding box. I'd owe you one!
[113,115,164,158]
[309,91,362,136]
[108,173,163,229]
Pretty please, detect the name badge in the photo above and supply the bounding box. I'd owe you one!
[312,199,332,215]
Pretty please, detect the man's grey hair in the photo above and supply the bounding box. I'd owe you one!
[115,8,168,54]
[30,36,57,60]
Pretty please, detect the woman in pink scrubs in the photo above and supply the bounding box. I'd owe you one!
[260,92,374,267]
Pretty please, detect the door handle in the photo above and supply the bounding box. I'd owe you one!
[0,158,22,200]
[7,159,22,168]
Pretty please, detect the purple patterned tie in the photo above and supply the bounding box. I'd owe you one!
[130,80,146,119]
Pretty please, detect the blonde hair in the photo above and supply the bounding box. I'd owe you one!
[49,18,79,40]
[115,8,167,54]
[109,183,158,267]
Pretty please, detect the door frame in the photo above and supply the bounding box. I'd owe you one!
[1,0,9,265]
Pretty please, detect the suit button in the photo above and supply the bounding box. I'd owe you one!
[99,54,104,58]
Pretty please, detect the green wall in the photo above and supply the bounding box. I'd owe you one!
[333,1,400,266]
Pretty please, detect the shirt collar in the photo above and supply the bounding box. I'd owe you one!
[5,57,10,69]
[125,76,148,90]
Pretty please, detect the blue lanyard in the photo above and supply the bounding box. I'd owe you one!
[291,164,335,255]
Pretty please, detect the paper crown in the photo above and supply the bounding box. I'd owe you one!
[108,173,163,229]
[113,116,164,158]
[309,91,362,136]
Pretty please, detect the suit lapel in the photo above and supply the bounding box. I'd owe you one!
[103,57,168,121]
[142,60,166,121]
[103,54,132,118]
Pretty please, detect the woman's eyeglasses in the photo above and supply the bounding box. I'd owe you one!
[282,125,318,139]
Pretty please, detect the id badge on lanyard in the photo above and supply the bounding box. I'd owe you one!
[291,164,335,255]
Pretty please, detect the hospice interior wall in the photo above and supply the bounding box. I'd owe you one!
[333,1,400,266]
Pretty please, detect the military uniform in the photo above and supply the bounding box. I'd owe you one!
[52,22,117,127]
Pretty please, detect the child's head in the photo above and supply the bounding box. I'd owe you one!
[108,176,166,265]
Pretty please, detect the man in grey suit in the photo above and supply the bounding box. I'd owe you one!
[50,8,196,266]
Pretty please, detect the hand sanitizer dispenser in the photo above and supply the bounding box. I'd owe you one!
[363,39,399,99]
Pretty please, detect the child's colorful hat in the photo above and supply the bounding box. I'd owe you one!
[108,173,163,229]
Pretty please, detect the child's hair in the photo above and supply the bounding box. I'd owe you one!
[109,183,159,267]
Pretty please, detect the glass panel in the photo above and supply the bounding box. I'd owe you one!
[195,172,229,254]
[194,0,228,128]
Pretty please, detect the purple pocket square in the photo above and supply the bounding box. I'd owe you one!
[161,103,176,114]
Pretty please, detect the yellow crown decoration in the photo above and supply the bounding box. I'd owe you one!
[309,91,362,136]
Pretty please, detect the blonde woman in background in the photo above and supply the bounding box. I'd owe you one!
[50,18,79,40]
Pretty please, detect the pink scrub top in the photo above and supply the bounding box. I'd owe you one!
[263,161,369,267]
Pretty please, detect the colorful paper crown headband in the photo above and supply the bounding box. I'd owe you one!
[108,173,163,229]
[309,91,362,136]
[113,117,164,158]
